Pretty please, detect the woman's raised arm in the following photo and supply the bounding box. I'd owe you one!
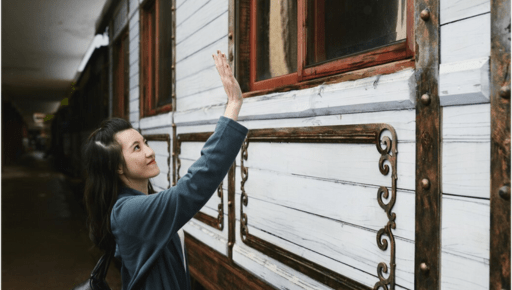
[213,50,243,121]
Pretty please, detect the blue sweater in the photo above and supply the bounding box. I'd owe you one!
[111,117,248,289]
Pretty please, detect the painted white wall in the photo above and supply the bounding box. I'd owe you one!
[122,0,494,289]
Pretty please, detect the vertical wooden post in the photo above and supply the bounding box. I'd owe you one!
[490,0,511,289]
[414,0,441,289]
[228,0,237,261]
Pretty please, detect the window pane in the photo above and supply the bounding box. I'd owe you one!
[157,0,173,107]
[306,0,407,66]
[256,0,297,81]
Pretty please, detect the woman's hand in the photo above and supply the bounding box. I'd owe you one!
[213,50,243,121]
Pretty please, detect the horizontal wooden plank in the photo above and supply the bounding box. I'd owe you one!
[129,47,139,67]
[129,22,139,42]
[129,73,139,89]
[140,126,173,136]
[129,0,139,22]
[176,37,227,81]
[129,61,139,79]
[129,86,139,102]
[129,36,139,53]
[234,213,415,289]
[233,167,416,240]
[176,65,224,99]
[154,154,169,174]
[176,124,217,135]
[242,142,415,190]
[442,195,489,262]
[442,103,490,142]
[129,99,138,113]
[147,141,169,155]
[440,250,489,290]
[176,86,227,112]
[442,142,490,198]
[150,171,169,189]
[176,0,209,27]
[439,57,490,106]
[233,244,412,290]
[441,13,490,64]
[440,0,490,24]
[130,120,139,129]
[176,13,228,63]
[176,0,227,45]
[174,69,416,126]
[178,142,206,160]
[129,111,139,123]
[233,243,334,290]
[139,111,173,129]
[183,219,229,256]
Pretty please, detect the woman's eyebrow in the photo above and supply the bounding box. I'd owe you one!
[130,140,140,148]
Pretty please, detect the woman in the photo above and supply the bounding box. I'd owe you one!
[82,51,247,289]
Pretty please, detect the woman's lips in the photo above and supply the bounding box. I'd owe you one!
[148,160,156,165]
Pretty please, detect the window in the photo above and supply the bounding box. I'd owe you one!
[238,0,414,93]
[140,0,174,117]
[113,29,129,119]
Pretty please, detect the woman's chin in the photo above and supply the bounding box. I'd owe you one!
[151,168,160,178]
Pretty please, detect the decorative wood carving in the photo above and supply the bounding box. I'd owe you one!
[175,132,224,231]
[240,124,398,290]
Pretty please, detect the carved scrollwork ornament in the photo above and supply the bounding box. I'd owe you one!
[374,127,398,290]
[240,138,249,241]
[217,184,224,230]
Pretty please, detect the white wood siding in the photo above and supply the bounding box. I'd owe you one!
[119,0,495,288]
[128,7,140,127]
[438,1,491,288]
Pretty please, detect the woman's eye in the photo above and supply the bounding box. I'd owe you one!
[134,145,140,150]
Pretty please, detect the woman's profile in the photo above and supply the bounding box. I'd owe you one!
[82,51,247,289]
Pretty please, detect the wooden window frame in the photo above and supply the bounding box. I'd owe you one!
[239,0,415,95]
[113,28,130,120]
[140,0,174,117]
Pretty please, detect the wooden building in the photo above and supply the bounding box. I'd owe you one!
[93,0,510,289]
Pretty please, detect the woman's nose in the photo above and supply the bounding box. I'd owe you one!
[145,144,155,158]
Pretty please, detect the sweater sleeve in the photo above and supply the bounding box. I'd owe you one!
[111,116,247,245]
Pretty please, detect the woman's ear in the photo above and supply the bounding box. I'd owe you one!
[117,165,124,175]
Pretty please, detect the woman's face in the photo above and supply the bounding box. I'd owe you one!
[115,128,160,182]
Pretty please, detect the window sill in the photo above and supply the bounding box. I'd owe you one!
[242,59,415,99]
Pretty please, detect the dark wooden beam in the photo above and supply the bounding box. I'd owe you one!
[186,233,275,290]
[490,0,511,288]
[414,0,441,289]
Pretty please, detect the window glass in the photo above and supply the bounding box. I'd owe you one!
[157,0,173,107]
[256,0,297,81]
[306,0,407,66]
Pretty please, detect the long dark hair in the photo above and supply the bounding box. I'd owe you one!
[82,118,154,251]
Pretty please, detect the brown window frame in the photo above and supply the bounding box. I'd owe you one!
[140,0,174,117]
[113,28,130,120]
[238,0,415,95]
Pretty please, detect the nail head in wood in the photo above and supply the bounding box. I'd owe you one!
[420,9,430,21]
[421,94,431,105]
[499,185,510,200]
[228,201,233,206]
[228,32,233,39]
[499,85,510,99]
[421,178,430,189]
[420,262,430,273]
